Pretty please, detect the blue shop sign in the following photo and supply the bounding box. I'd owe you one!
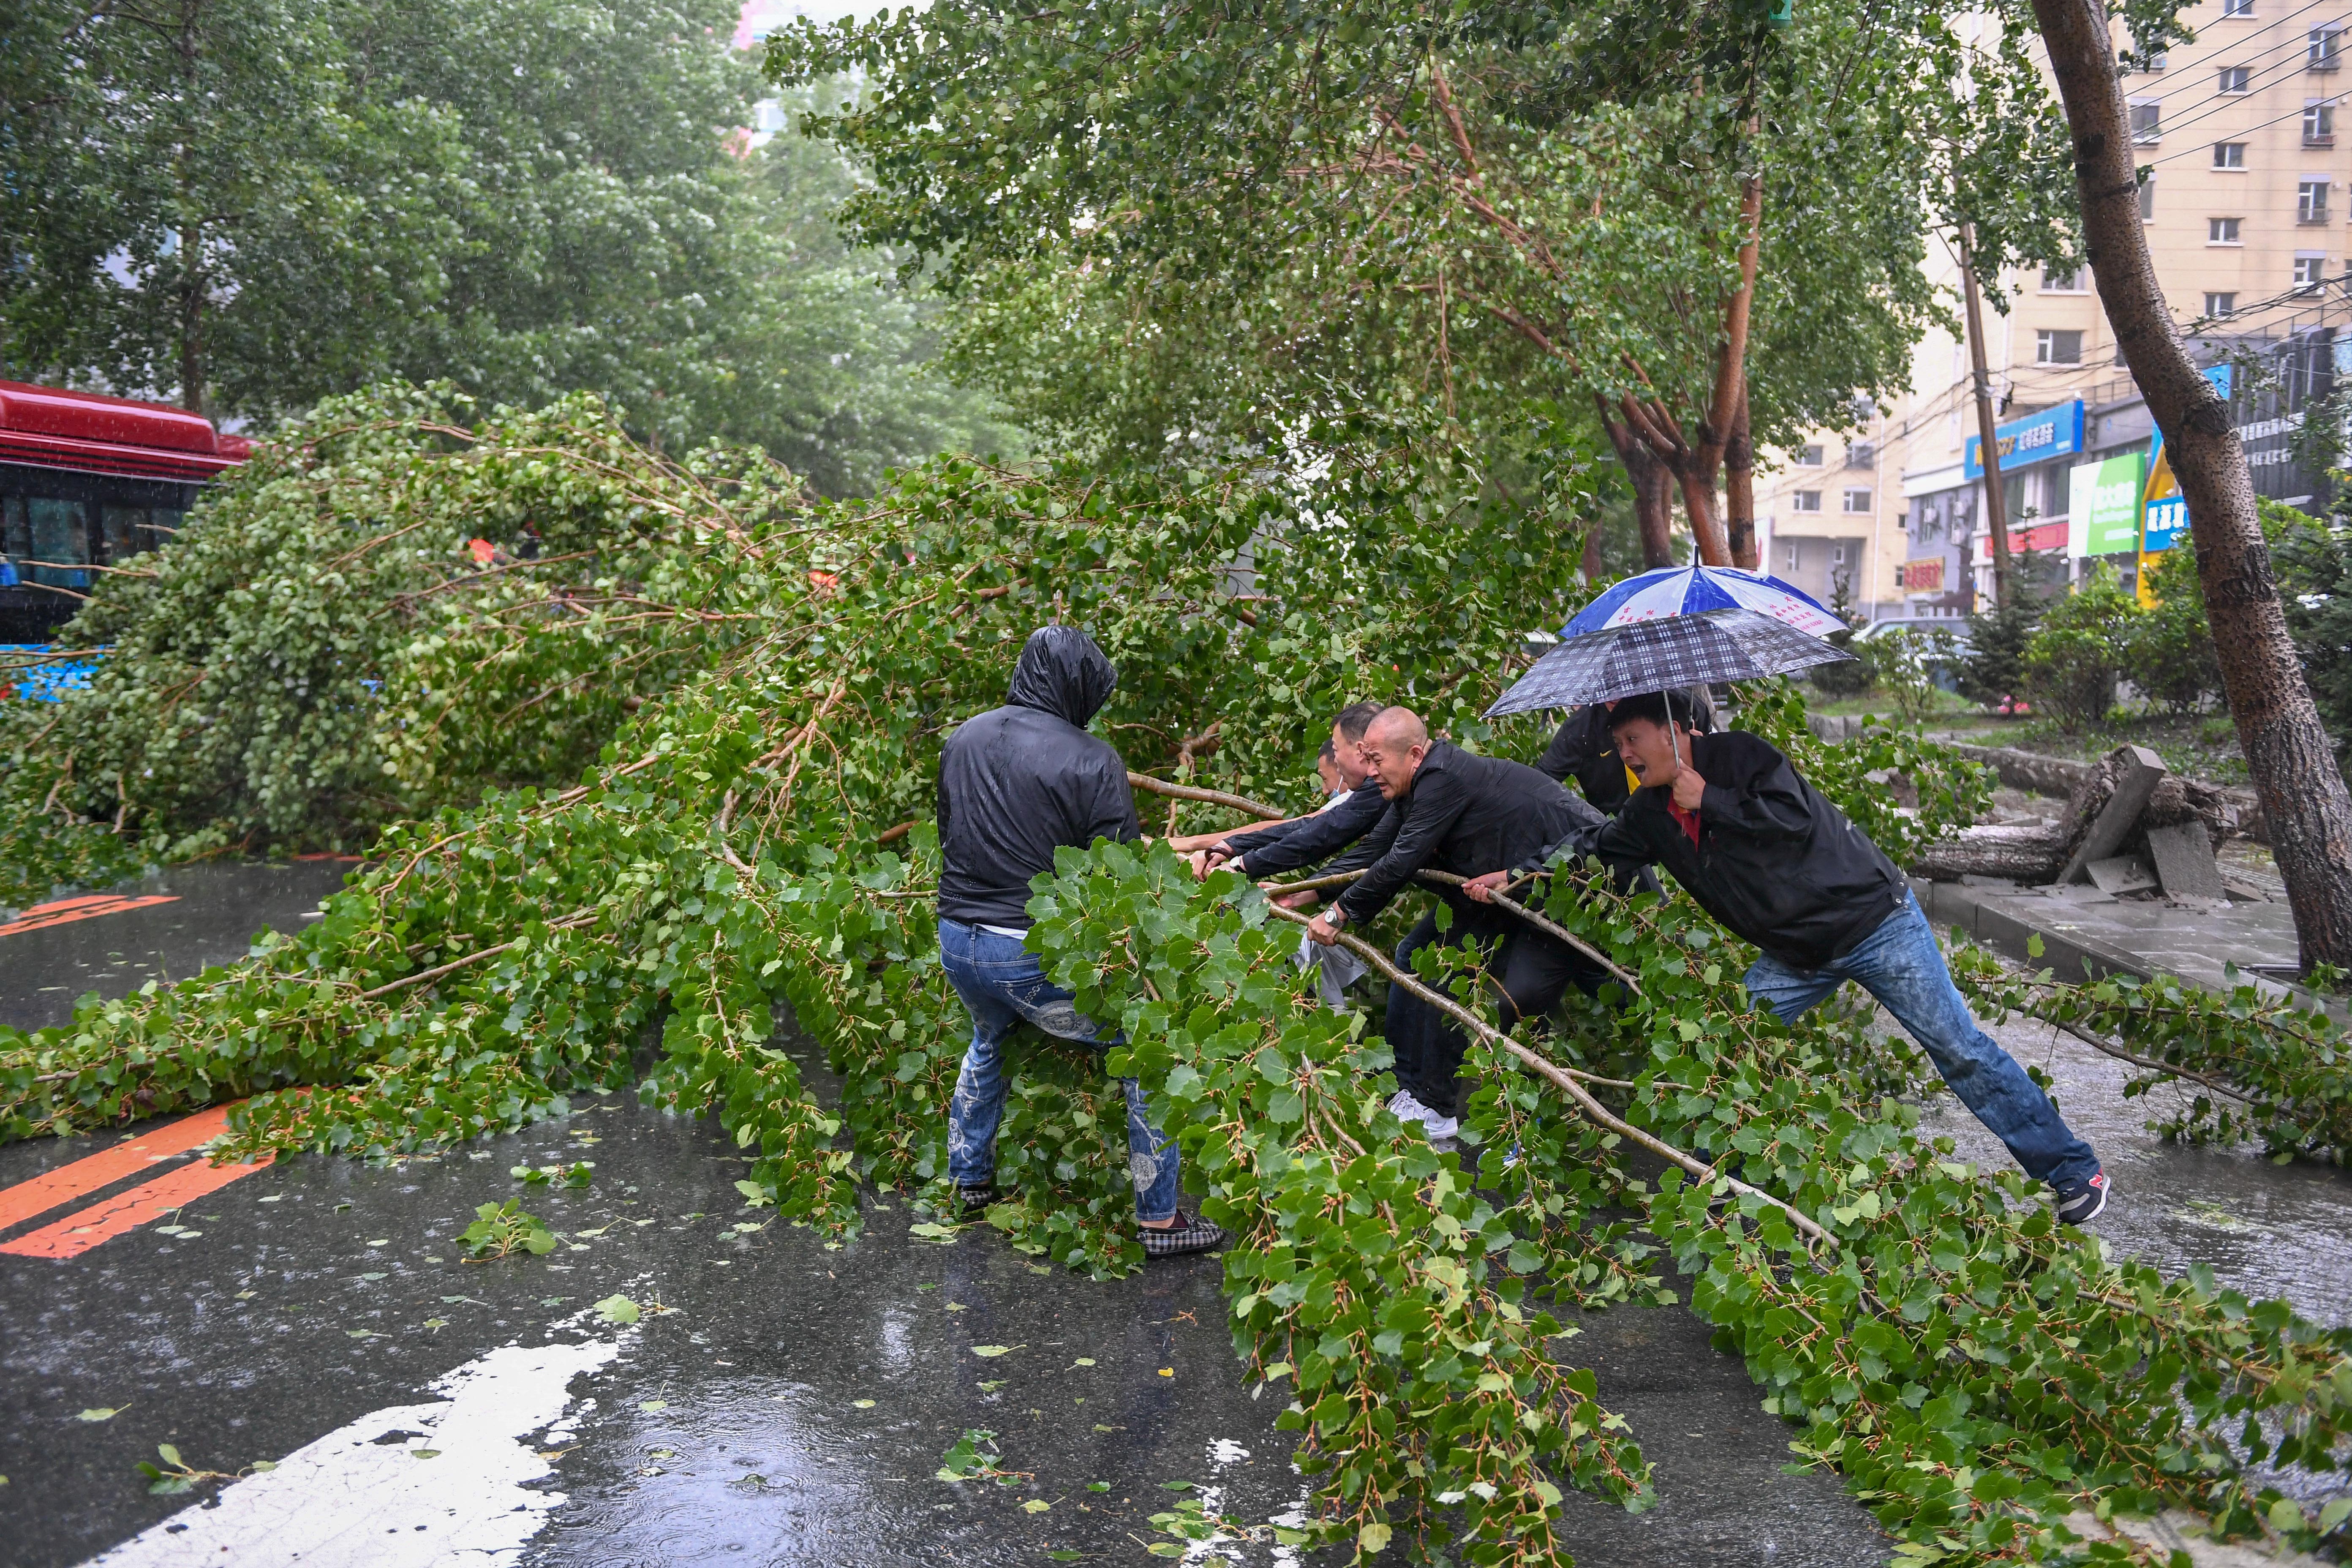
[1963,399,2085,481]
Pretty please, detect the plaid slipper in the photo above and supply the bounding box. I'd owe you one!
[1139,1209,1226,1258]
[959,1183,998,1217]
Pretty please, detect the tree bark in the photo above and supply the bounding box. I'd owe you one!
[2033,0,2352,971]
[177,222,204,418]
[1725,382,1757,569]
[1668,460,1731,566]
[1598,397,1678,568]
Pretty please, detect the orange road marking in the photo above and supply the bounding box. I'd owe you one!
[0,893,179,937]
[0,1104,237,1232]
[0,1148,274,1259]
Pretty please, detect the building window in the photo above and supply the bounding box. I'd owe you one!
[1842,489,1872,514]
[2140,173,2157,220]
[1791,490,1822,514]
[2312,27,2342,70]
[1831,542,1849,566]
[2209,216,2243,243]
[2131,101,2162,143]
[2040,267,2087,291]
[2219,65,2252,93]
[2295,253,2328,288]
[2301,178,2332,223]
[2307,100,2337,144]
[2213,141,2247,168]
[2224,0,2254,13]
[1796,443,1823,467]
[2035,329,2084,364]
[1846,440,1876,468]
[2205,291,2238,318]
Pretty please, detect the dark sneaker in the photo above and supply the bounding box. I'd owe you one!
[1140,1210,1226,1258]
[2054,1169,2110,1225]
[959,1183,998,1218]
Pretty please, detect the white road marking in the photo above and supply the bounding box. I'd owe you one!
[85,1338,621,1567]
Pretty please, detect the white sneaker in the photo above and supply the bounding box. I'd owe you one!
[1386,1089,1459,1141]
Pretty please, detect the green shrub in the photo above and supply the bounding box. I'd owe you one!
[2021,562,2141,732]
[1808,574,1875,696]
[2128,546,2225,715]
[1958,586,2041,710]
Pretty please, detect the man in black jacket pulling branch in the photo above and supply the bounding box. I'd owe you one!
[1307,706,1618,1139]
[1516,691,2108,1225]
[936,626,1224,1258]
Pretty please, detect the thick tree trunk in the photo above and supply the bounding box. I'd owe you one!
[1725,383,1757,569]
[1669,461,1732,566]
[2033,0,2352,970]
[1598,399,1678,569]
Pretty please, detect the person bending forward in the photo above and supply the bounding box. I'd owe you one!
[935,626,1224,1257]
[1554,691,2108,1224]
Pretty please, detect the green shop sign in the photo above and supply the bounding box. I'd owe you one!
[2067,452,2145,556]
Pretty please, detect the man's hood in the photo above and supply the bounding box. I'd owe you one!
[1004,625,1117,727]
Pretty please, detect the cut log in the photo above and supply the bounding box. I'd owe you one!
[1911,823,2072,884]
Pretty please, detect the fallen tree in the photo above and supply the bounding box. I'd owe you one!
[3,417,2348,1562]
[0,383,790,906]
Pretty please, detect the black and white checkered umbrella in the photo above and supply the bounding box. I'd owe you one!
[1485,606,1854,718]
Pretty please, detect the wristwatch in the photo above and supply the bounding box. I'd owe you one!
[1323,906,1348,930]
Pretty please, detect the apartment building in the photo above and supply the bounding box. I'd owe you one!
[1758,0,2347,621]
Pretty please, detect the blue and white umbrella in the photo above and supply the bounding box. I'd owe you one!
[1562,565,1843,640]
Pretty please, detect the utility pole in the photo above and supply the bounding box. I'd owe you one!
[1957,223,2014,608]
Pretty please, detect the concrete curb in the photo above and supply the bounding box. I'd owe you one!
[1911,877,2153,985]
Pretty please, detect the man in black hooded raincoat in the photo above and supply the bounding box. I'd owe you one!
[935,626,1225,1258]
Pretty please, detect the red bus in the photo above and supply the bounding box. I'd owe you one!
[0,381,249,643]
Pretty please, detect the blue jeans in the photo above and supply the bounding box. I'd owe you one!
[1743,892,2100,1191]
[936,918,1181,1223]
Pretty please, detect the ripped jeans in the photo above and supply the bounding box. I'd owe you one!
[936,918,1181,1223]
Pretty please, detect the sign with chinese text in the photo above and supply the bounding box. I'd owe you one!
[2067,452,2145,556]
[1963,400,2085,481]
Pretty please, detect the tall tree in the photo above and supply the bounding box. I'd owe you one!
[0,0,1016,490]
[2029,0,2352,970]
[774,1,1966,561]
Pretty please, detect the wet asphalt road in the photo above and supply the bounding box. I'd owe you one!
[0,865,1892,1567]
[13,866,2349,1565]
[1,859,358,1034]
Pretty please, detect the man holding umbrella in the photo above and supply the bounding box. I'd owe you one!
[1477,567,2108,1225]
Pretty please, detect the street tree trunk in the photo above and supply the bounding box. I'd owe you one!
[1725,383,1758,569]
[2033,0,2352,970]
[1599,399,1678,569]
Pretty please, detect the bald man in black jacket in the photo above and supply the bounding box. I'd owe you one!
[1307,706,1616,1137]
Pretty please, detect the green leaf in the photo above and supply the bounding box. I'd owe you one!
[594,1295,640,1324]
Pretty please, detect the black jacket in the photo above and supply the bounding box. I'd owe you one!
[1576,730,1905,971]
[1534,687,1715,814]
[937,627,1140,928]
[1220,785,1387,877]
[1335,741,1607,926]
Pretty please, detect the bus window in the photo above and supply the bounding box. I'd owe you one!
[101,505,148,564]
[148,507,185,544]
[1,496,27,584]
[28,498,91,588]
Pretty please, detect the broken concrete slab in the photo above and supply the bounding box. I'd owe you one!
[2147,820,2227,901]
[2087,855,2159,897]
[2059,745,2168,884]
